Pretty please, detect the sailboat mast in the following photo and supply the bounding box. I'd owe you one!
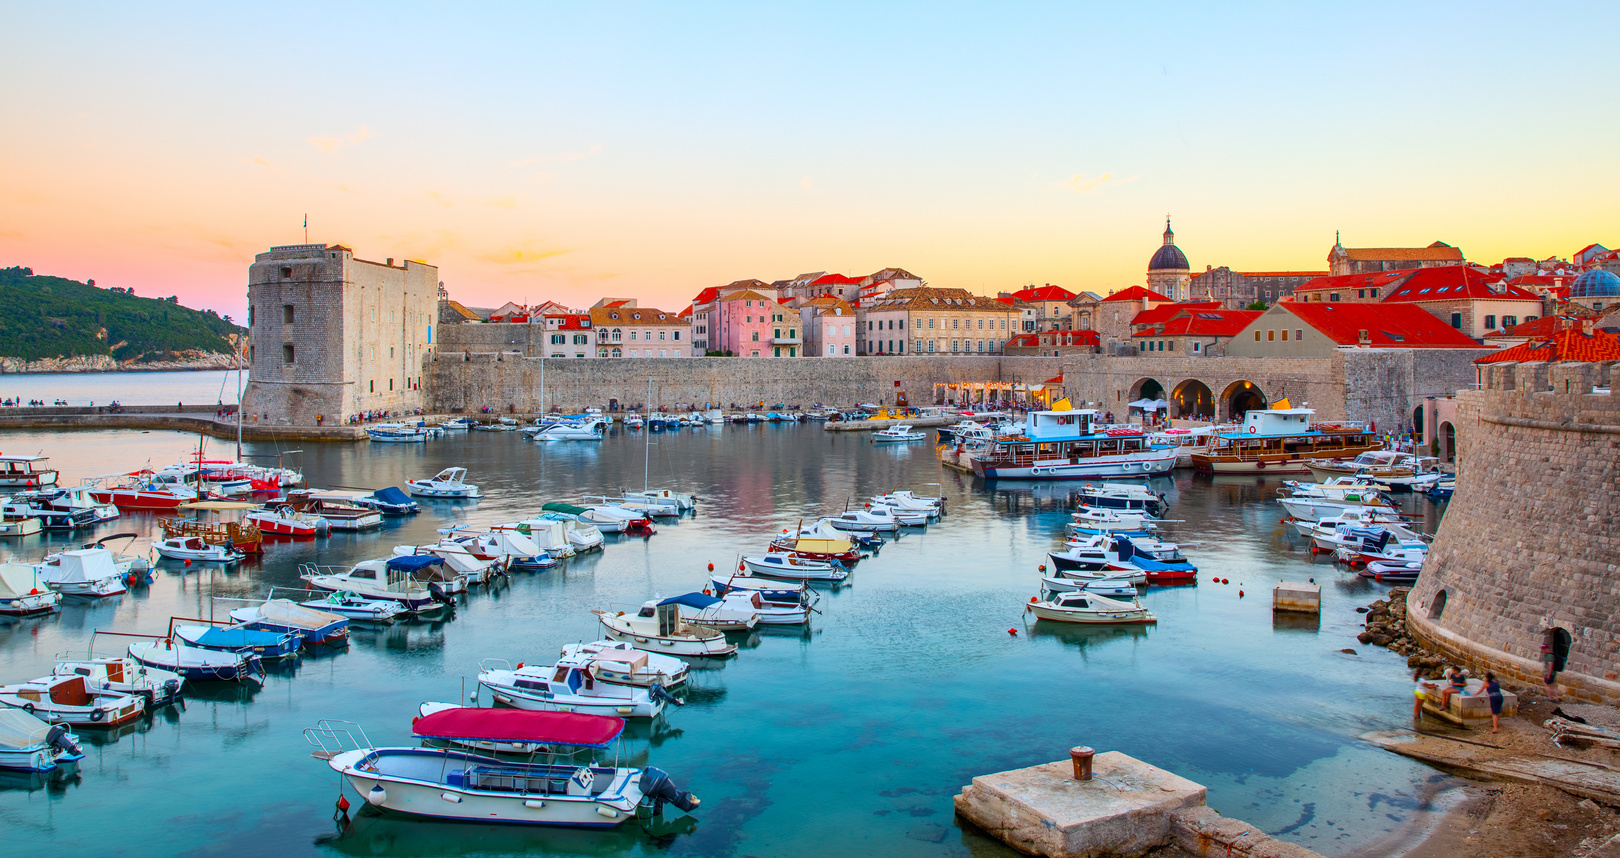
[644,378,652,492]
[235,349,244,459]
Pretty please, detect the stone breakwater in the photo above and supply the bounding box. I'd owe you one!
[0,352,237,374]
[1356,589,1450,677]
[1407,359,1620,704]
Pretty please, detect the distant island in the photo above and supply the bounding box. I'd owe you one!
[0,266,244,373]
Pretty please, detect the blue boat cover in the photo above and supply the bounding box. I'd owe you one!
[373,487,416,506]
[192,627,286,648]
[658,592,721,609]
[386,555,445,572]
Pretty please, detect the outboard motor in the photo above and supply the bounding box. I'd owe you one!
[648,684,684,708]
[46,725,82,758]
[639,766,700,814]
[161,679,183,704]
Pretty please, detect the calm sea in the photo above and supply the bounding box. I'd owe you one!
[0,421,1454,858]
[0,369,244,407]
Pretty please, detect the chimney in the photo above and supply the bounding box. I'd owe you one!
[1141,296,1150,312]
[386,257,394,266]
[1357,329,1371,345]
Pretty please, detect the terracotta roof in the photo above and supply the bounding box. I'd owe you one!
[718,289,774,302]
[1134,309,1261,339]
[1045,374,1063,384]
[863,287,1010,312]
[588,307,686,327]
[600,300,633,309]
[678,305,693,318]
[544,313,592,330]
[1296,271,1414,294]
[1506,274,1573,288]
[1131,301,1221,326]
[810,297,855,315]
[443,300,481,321]
[1236,271,1329,278]
[1502,257,1535,263]
[1382,266,1540,303]
[1339,245,1464,262]
[1101,285,1172,303]
[810,273,860,286]
[691,286,722,306]
[1010,284,1076,302]
[1475,328,1620,364]
[1495,314,1588,338]
[1278,303,1483,348]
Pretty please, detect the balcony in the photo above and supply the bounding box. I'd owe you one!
[772,333,802,345]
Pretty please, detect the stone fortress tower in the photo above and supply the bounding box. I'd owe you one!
[1407,360,1620,703]
[240,244,438,426]
[1146,217,1192,301]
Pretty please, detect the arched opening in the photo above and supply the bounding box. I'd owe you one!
[1130,378,1165,402]
[1547,627,1572,672]
[1171,380,1214,421]
[1221,380,1267,422]
[1427,589,1447,620]
[1412,405,1424,439]
[1439,422,1456,463]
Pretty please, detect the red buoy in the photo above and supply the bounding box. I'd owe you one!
[707,563,714,571]
[1238,590,1245,597]
[1221,578,1228,584]
[1007,628,1018,636]
[184,559,192,567]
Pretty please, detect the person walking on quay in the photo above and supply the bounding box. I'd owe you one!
[1471,671,1506,733]
[1542,643,1563,702]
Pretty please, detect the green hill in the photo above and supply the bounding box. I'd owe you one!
[0,266,242,362]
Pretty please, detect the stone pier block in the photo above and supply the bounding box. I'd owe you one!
[1272,582,1321,614]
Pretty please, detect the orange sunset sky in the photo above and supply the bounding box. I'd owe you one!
[2,2,1616,320]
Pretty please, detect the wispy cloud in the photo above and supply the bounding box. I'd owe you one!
[250,157,271,167]
[477,240,571,266]
[307,125,376,153]
[1058,172,1139,193]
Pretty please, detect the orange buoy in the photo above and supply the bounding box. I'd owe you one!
[516,662,523,669]
[707,563,714,571]
[702,589,711,596]
[1029,596,1038,603]
[184,559,191,567]
[1008,628,1018,636]
[1038,564,1047,572]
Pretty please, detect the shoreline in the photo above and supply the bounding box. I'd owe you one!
[0,360,238,375]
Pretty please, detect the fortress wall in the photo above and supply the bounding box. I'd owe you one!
[1407,360,1620,703]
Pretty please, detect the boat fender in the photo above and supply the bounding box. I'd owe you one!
[21,702,34,714]
[90,708,106,722]
[366,786,387,805]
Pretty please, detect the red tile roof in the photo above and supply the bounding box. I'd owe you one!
[545,313,592,330]
[1475,328,1620,364]
[1279,303,1483,348]
[1135,309,1261,338]
[1101,285,1172,303]
[1295,271,1413,294]
[1382,266,1540,302]
[1340,245,1464,262]
[1010,284,1076,302]
[810,273,860,286]
[690,286,722,306]
[1045,374,1063,384]
[1130,301,1221,326]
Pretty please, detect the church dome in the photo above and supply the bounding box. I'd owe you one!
[1148,243,1189,272]
[1571,269,1620,298]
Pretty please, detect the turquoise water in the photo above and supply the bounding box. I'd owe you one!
[0,425,1450,857]
[0,369,244,407]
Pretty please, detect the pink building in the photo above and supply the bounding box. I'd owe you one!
[799,295,857,356]
[714,289,796,357]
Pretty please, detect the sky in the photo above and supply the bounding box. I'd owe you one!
[2,1,1617,319]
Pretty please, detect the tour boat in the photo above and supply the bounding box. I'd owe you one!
[557,642,689,689]
[0,508,41,538]
[52,655,185,709]
[127,639,262,682]
[972,410,1178,480]
[88,471,200,509]
[478,656,676,719]
[524,417,607,442]
[1191,409,1380,475]
[174,624,302,659]
[1076,484,1167,518]
[306,708,700,826]
[1025,591,1157,625]
[0,709,83,772]
[300,558,447,613]
[228,600,349,646]
[154,536,244,564]
[37,549,128,597]
[0,562,60,616]
[872,425,926,443]
[0,455,58,490]
[244,504,327,537]
[407,468,483,500]
[300,591,406,623]
[595,601,737,658]
[824,509,898,533]
[1148,426,1223,468]
[3,495,98,531]
[739,553,849,582]
[0,674,146,727]
[280,492,384,531]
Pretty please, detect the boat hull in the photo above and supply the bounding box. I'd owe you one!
[331,749,640,827]
[1027,604,1157,624]
[975,449,1177,480]
[0,592,60,616]
[598,616,736,658]
[88,490,189,510]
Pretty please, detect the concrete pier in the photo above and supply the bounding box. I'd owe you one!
[1272,582,1321,614]
[955,751,1324,857]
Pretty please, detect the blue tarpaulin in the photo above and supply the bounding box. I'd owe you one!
[386,555,445,572]
[373,487,416,506]
[191,627,286,648]
[658,592,721,609]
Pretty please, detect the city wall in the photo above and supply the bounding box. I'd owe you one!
[1406,360,1620,704]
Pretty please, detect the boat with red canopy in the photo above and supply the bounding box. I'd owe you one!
[306,707,699,827]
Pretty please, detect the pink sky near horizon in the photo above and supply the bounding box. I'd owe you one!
[3,3,1616,321]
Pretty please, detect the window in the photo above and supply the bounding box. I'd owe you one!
[551,334,564,345]
[928,319,935,329]
[282,343,295,364]
[953,319,960,329]
[369,380,374,392]
[1450,313,1462,328]
[927,341,935,353]
[388,378,393,391]
[1428,590,1447,620]
[1167,340,1175,351]
[282,305,295,324]
[952,340,959,352]
[1254,330,1262,341]
[774,329,781,339]
[1265,290,1272,299]
[248,345,254,363]
[1370,288,1380,298]
[1502,316,1516,329]
[914,339,923,352]
[673,331,681,341]
[1281,330,1289,341]
[774,346,781,357]
[279,266,292,279]
[978,319,984,329]
[1484,315,1496,330]
[1296,329,1303,340]
[1192,342,1201,353]
[751,331,759,341]
[630,331,637,340]
[1357,289,1365,298]
[1329,293,1340,301]
[1267,330,1275,341]
[843,344,851,355]
[611,347,621,357]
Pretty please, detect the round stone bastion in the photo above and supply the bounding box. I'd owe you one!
[1407,360,1620,704]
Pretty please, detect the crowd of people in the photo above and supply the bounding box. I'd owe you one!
[2,398,70,406]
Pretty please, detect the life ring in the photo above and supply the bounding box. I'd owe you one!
[90,708,106,722]
[21,702,34,714]
[1247,427,1258,434]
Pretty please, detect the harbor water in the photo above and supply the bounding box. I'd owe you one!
[0,419,1453,857]
[0,369,244,407]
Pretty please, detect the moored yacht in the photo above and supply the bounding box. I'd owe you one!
[1191,408,1379,475]
[972,410,1178,480]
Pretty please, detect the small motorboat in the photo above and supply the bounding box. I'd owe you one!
[588,495,681,518]
[503,519,577,560]
[1039,576,1139,598]
[228,600,349,646]
[244,504,327,537]
[300,558,447,613]
[306,708,699,826]
[825,509,898,533]
[52,655,184,709]
[0,507,42,538]
[36,549,128,597]
[582,506,657,536]
[416,702,549,754]
[1068,508,1160,536]
[0,708,83,772]
[2,495,98,531]
[558,642,689,689]
[154,536,244,564]
[768,531,860,565]
[1025,590,1157,625]
[739,554,849,582]
[407,467,483,499]
[533,514,605,552]
[88,470,201,509]
[871,490,944,516]
[620,489,695,512]
[595,600,736,658]
[657,592,760,631]
[451,528,557,571]
[365,423,437,443]
[386,551,476,595]
[0,562,60,616]
[477,657,676,719]
[356,486,420,516]
[1425,477,1455,500]
[1075,484,1167,518]
[279,492,384,531]
[524,417,608,441]
[0,674,146,727]
[128,639,262,682]
[863,502,928,527]
[872,425,926,442]
[707,574,815,606]
[1100,535,1198,584]
[300,591,405,623]
[174,624,302,659]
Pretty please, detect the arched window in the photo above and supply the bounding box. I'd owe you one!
[1427,589,1447,620]
[611,347,622,358]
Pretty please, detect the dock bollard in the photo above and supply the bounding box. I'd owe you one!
[1069,746,1095,781]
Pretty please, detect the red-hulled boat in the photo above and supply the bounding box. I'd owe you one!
[89,472,199,510]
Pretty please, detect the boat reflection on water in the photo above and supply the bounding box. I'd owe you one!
[0,767,81,795]
[181,678,265,706]
[76,716,159,747]
[1271,611,1321,633]
[353,618,451,653]
[317,807,694,857]
[1026,620,1152,655]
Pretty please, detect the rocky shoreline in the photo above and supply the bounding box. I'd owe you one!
[1355,588,1452,676]
[0,352,237,374]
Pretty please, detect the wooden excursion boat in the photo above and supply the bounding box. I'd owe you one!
[972,409,1178,480]
[1191,408,1379,475]
[161,502,264,554]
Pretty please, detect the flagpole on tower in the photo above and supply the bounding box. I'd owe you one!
[303,214,308,244]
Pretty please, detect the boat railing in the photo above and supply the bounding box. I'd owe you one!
[478,657,515,673]
[297,562,359,579]
[305,719,376,761]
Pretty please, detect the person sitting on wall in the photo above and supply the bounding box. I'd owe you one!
[1437,667,1469,710]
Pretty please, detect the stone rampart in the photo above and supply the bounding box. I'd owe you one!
[1407,360,1620,703]
[423,353,1064,413]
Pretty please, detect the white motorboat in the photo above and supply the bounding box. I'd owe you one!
[299,558,448,613]
[154,536,244,564]
[558,642,689,689]
[300,591,405,623]
[655,592,759,631]
[497,519,575,560]
[543,503,656,536]
[863,502,927,527]
[4,494,99,531]
[0,562,60,616]
[244,504,328,537]
[1067,508,1160,536]
[306,710,699,827]
[872,490,944,515]
[1025,590,1157,625]
[36,549,128,597]
[52,655,184,708]
[539,514,605,551]
[620,489,695,512]
[0,708,83,772]
[1039,576,1140,598]
[0,507,42,538]
[416,702,548,754]
[0,455,58,489]
[1076,483,1168,518]
[127,639,262,682]
[228,600,350,647]
[366,423,438,443]
[524,417,607,441]
[30,482,120,523]
[824,508,899,533]
[0,673,146,727]
[622,415,645,430]
[477,657,674,719]
[392,543,497,585]
[449,527,559,570]
[173,623,302,660]
[407,467,483,499]
[872,424,926,442]
[739,554,849,582]
[595,601,736,658]
[587,495,680,518]
[1296,509,1424,545]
